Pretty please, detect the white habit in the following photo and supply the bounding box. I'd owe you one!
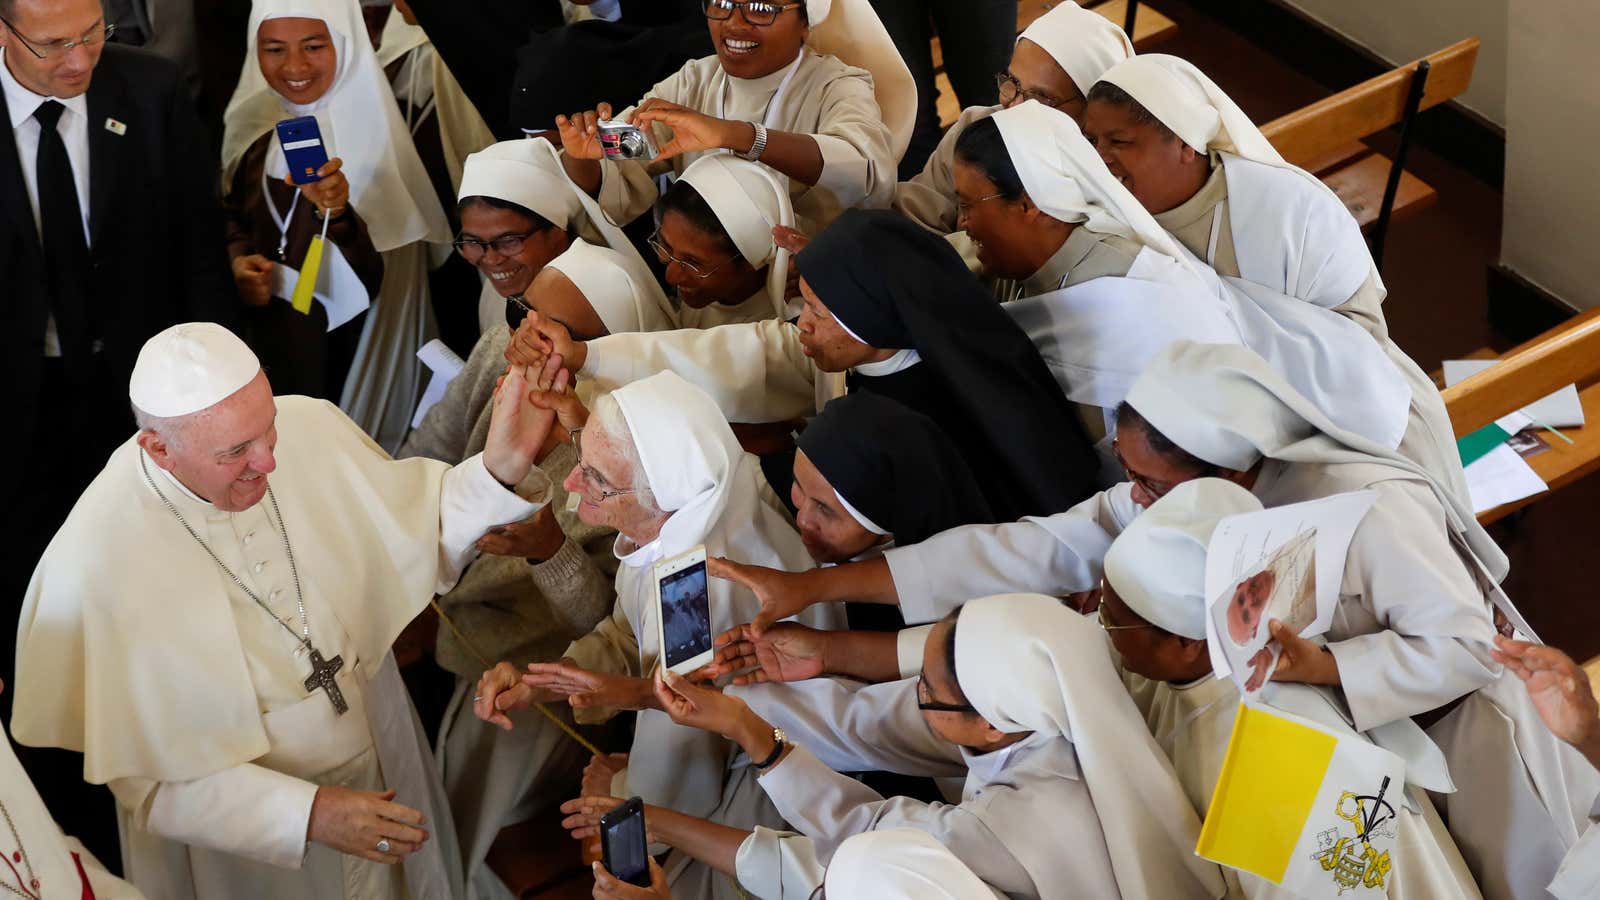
[12,395,546,900]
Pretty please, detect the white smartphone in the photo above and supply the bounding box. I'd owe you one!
[654,545,714,676]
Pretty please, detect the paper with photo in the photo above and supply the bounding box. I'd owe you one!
[411,339,466,428]
[270,240,370,331]
[1204,491,1378,693]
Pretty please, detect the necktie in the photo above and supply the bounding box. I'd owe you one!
[33,100,92,366]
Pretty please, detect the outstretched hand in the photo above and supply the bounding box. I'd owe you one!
[507,311,587,374]
[1493,636,1600,766]
[707,557,816,637]
[555,103,614,161]
[652,670,747,740]
[523,660,655,712]
[631,99,749,161]
[483,355,568,486]
[708,622,828,685]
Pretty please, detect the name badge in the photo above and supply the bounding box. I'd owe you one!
[104,118,126,136]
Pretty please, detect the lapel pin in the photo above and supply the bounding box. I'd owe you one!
[104,118,127,136]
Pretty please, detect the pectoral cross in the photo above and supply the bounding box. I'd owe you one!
[303,646,348,715]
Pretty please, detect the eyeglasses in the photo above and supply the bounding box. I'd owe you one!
[571,429,639,503]
[1111,438,1215,502]
[702,0,803,26]
[955,190,1007,218]
[0,17,115,60]
[915,672,977,714]
[454,231,535,262]
[994,70,1080,113]
[1098,602,1154,633]
[648,230,736,280]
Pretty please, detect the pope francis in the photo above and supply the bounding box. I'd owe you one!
[11,323,565,900]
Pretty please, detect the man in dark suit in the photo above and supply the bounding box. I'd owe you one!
[1,0,234,870]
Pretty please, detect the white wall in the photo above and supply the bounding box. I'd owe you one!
[1500,0,1600,310]
[1279,0,1507,128]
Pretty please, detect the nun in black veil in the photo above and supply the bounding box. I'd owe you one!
[794,208,1100,521]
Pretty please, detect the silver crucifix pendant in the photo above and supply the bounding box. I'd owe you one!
[303,646,348,716]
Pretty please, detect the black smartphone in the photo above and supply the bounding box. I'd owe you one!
[599,797,650,887]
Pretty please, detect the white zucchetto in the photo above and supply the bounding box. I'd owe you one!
[130,323,262,417]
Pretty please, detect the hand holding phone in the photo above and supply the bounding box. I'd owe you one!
[599,797,651,887]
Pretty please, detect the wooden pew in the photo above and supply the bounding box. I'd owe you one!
[1261,38,1479,268]
[1440,305,1600,524]
[934,0,1179,127]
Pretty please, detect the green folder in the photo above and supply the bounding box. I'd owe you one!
[1457,421,1512,467]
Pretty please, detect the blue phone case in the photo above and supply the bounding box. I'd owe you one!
[275,116,329,185]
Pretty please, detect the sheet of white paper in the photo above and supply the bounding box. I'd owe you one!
[270,240,370,332]
[410,339,466,428]
[1204,491,1378,692]
[1443,359,1586,428]
[1463,443,1548,514]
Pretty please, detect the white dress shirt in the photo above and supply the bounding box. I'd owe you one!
[2,47,93,357]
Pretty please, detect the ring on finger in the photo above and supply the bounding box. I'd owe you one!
[376,839,392,854]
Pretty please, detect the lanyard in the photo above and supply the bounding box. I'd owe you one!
[262,164,302,261]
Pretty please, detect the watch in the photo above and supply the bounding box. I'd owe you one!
[738,123,768,161]
[754,727,787,769]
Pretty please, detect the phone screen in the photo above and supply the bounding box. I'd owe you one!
[659,560,712,669]
[603,806,648,885]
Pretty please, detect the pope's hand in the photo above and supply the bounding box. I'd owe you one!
[523,661,655,711]
[1492,636,1600,762]
[592,857,672,899]
[484,356,568,487]
[307,786,428,864]
[709,622,827,686]
[555,103,613,161]
[707,557,816,637]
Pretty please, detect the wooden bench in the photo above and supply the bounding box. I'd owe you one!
[1260,38,1479,269]
[1439,305,1600,525]
[934,0,1180,128]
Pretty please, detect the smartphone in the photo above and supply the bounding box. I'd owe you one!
[655,545,714,676]
[275,116,329,184]
[599,797,650,887]
[596,119,658,161]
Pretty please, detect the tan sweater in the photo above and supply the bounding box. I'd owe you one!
[399,326,618,680]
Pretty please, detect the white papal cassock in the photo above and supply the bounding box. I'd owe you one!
[12,396,548,900]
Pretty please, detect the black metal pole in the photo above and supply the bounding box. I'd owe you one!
[1370,59,1431,271]
[1124,0,1140,39]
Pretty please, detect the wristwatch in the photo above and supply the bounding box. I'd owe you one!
[754,727,787,770]
[738,123,768,161]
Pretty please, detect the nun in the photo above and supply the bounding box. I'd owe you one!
[657,155,797,328]
[399,240,677,900]
[958,101,1413,463]
[1102,479,1482,899]
[456,137,672,336]
[645,593,1229,900]
[521,209,1102,521]
[222,0,455,451]
[1085,55,1466,503]
[555,0,915,234]
[894,0,1135,234]
[474,372,844,900]
[1115,342,1600,900]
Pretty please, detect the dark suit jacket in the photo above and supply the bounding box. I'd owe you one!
[0,44,236,470]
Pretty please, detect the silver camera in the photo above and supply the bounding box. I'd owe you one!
[597,120,658,161]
